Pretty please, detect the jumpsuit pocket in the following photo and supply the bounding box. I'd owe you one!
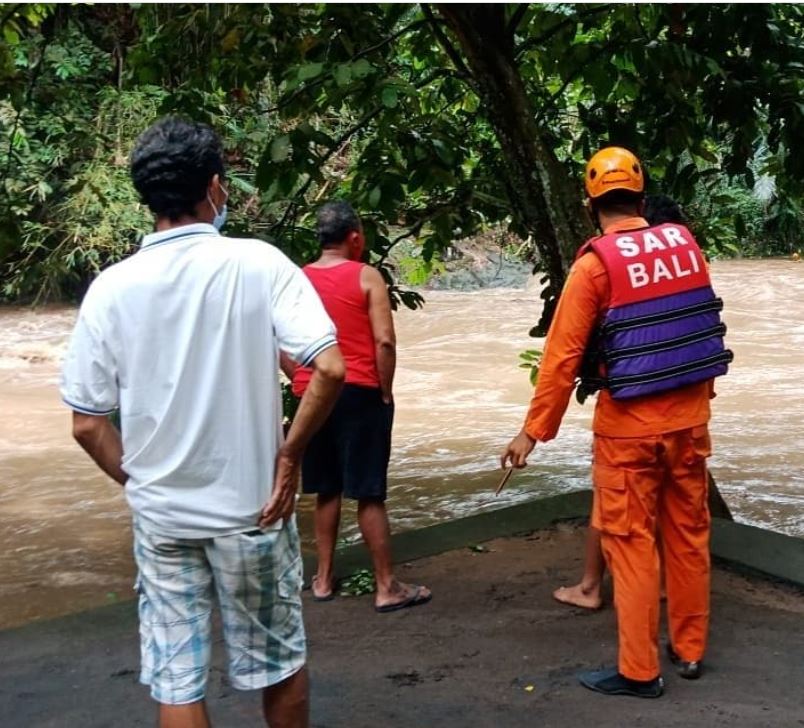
[687,425,712,461]
[685,425,712,525]
[593,464,631,536]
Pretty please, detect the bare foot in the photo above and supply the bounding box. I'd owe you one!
[553,583,602,610]
[375,581,432,613]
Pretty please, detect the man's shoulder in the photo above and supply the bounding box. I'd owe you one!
[358,261,382,282]
[84,256,135,301]
[216,233,271,252]
[571,245,608,280]
[221,235,292,266]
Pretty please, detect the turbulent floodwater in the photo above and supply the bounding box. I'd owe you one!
[1,259,802,628]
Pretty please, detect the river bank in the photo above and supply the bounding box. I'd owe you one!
[1,258,803,629]
[2,519,803,728]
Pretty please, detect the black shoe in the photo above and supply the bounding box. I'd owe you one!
[666,643,703,680]
[578,667,664,698]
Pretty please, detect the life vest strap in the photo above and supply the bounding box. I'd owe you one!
[605,323,728,363]
[607,350,734,389]
[602,298,724,335]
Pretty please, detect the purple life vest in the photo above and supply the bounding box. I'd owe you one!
[576,223,732,400]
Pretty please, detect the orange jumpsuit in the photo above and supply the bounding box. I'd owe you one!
[525,216,712,681]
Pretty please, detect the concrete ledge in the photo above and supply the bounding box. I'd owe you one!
[319,489,804,589]
[313,490,592,578]
[3,490,800,638]
[711,518,804,587]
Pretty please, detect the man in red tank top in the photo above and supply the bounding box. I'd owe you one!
[282,201,431,613]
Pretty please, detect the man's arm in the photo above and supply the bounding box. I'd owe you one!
[260,344,345,526]
[279,350,299,381]
[501,258,603,469]
[72,413,127,485]
[362,265,396,404]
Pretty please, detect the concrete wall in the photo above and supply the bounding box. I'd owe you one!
[320,490,804,589]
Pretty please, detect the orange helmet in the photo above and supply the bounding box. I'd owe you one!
[585,146,644,199]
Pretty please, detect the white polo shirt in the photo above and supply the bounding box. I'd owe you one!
[60,223,336,539]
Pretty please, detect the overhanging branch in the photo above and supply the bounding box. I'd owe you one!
[535,39,619,121]
[269,106,384,233]
[351,17,431,62]
[264,16,433,115]
[421,4,475,83]
[506,4,529,38]
[515,3,615,59]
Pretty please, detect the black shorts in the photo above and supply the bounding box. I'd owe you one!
[301,384,393,501]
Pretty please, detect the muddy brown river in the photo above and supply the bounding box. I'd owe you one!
[1,259,802,628]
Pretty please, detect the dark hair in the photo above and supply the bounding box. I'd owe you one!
[644,194,687,226]
[130,116,225,220]
[316,200,361,247]
[590,188,644,216]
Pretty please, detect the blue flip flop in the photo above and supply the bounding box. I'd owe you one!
[375,585,432,613]
[311,575,335,602]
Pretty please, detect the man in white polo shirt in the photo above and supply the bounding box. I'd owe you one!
[60,116,344,728]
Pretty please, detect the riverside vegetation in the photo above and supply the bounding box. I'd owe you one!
[2,4,803,336]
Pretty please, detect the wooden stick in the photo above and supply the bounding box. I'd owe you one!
[495,466,514,496]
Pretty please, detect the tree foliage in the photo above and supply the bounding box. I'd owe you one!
[2,3,803,325]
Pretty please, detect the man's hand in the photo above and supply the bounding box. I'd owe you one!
[501,429,536,469]
[363,265,396,408]
[259,449,300,527]
[260,345,345,527]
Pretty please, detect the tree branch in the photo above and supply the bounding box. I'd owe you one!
[268,63,473,238]
[506,4,529,38]
[535,39,619,121]
[2,14,56,214]
[263,17,433,115]
[515,3,615,59]
[377,197,460,265]
[269,106,384,233]
[0,5,20,31]
[351,17,431,61]
[633,4,650,40]
[421,4,474,81]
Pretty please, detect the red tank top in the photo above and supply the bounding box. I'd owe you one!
[292,260,379,396]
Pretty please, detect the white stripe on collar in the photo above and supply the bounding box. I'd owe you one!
[141,223,220,249]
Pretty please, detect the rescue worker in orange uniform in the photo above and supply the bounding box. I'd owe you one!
[501,147,732,698]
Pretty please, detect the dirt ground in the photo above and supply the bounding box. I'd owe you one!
[2,523,803,727]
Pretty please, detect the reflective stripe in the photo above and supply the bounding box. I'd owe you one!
[603,298,724,335]
[608,350,734,389]
[606,324,727,363]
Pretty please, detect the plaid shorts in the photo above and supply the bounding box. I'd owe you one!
[133,518,306,705]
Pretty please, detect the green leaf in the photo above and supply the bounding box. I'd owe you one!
[339,568,375,596]
[297,62,323,81]
[432,139,454,166]
[381,86,398,108]
[461,93,479,113]
[351,58,373,78]
[270,135,291,163]
[334,63,352,87]
[368,185,382,207]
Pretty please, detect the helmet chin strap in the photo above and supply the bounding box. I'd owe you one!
[588,201,602,232]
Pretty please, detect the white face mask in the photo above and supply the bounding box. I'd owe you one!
[207,185,228,230]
